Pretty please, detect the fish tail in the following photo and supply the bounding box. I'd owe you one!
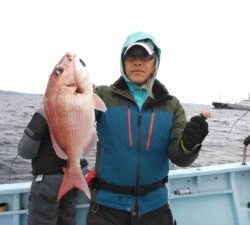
[57,167,91,202]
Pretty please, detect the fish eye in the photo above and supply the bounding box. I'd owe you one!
[79,58,86,67]
[55,66,64,75]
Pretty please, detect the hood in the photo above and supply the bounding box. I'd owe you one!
[120,31,161,97]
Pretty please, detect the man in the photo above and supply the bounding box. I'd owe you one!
[86,31,209,225]
[18,108,87,225]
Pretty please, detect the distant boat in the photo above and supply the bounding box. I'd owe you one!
[212,94,250,110]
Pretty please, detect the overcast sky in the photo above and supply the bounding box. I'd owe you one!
[0,0,249,104]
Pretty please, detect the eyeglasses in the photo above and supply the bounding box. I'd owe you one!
[124,46,155,61]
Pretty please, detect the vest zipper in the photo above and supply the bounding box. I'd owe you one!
[132,111,142,216]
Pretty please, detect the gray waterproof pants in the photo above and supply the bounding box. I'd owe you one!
[27,174,78,225]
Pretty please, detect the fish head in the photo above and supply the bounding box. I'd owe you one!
[47,52,90,93]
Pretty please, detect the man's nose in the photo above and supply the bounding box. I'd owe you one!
[132,58,143,65]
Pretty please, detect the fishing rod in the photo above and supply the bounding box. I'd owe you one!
[8,153,19,183]
[225,109,250,164]
[226,109,250,142]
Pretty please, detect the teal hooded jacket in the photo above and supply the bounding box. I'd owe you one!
[93,32,199,215]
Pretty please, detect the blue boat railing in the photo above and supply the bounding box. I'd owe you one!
[1,162,250,225]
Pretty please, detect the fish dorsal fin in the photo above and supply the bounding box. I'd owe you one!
[50,133,68,160]
[93,93,107,112]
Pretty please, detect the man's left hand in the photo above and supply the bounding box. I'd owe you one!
[182,115,209,151]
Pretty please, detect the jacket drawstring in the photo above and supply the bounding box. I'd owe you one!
[127,106,133,147]
[146,110,155,151]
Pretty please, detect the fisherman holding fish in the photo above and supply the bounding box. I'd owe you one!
[85,31,210,225]
[19,30,210,225]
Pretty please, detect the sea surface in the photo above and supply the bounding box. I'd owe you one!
[1,92,250,184]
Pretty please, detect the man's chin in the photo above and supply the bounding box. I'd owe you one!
[132,79,146,85]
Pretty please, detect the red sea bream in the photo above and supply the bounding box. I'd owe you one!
[44,52,106,201]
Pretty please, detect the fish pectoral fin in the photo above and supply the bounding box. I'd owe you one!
[82,131,98,156]
[50,133,68,160]
[93,93,107,112]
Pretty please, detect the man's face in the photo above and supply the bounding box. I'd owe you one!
[124,46,156,85]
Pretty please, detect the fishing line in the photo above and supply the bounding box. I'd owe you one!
[8,153,19,183]
[226,110,250,142]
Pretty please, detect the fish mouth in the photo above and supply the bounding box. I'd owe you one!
[66,83,76,87]
[64,83,83,94]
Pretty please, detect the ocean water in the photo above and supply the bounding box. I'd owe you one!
[1,92,250,184]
